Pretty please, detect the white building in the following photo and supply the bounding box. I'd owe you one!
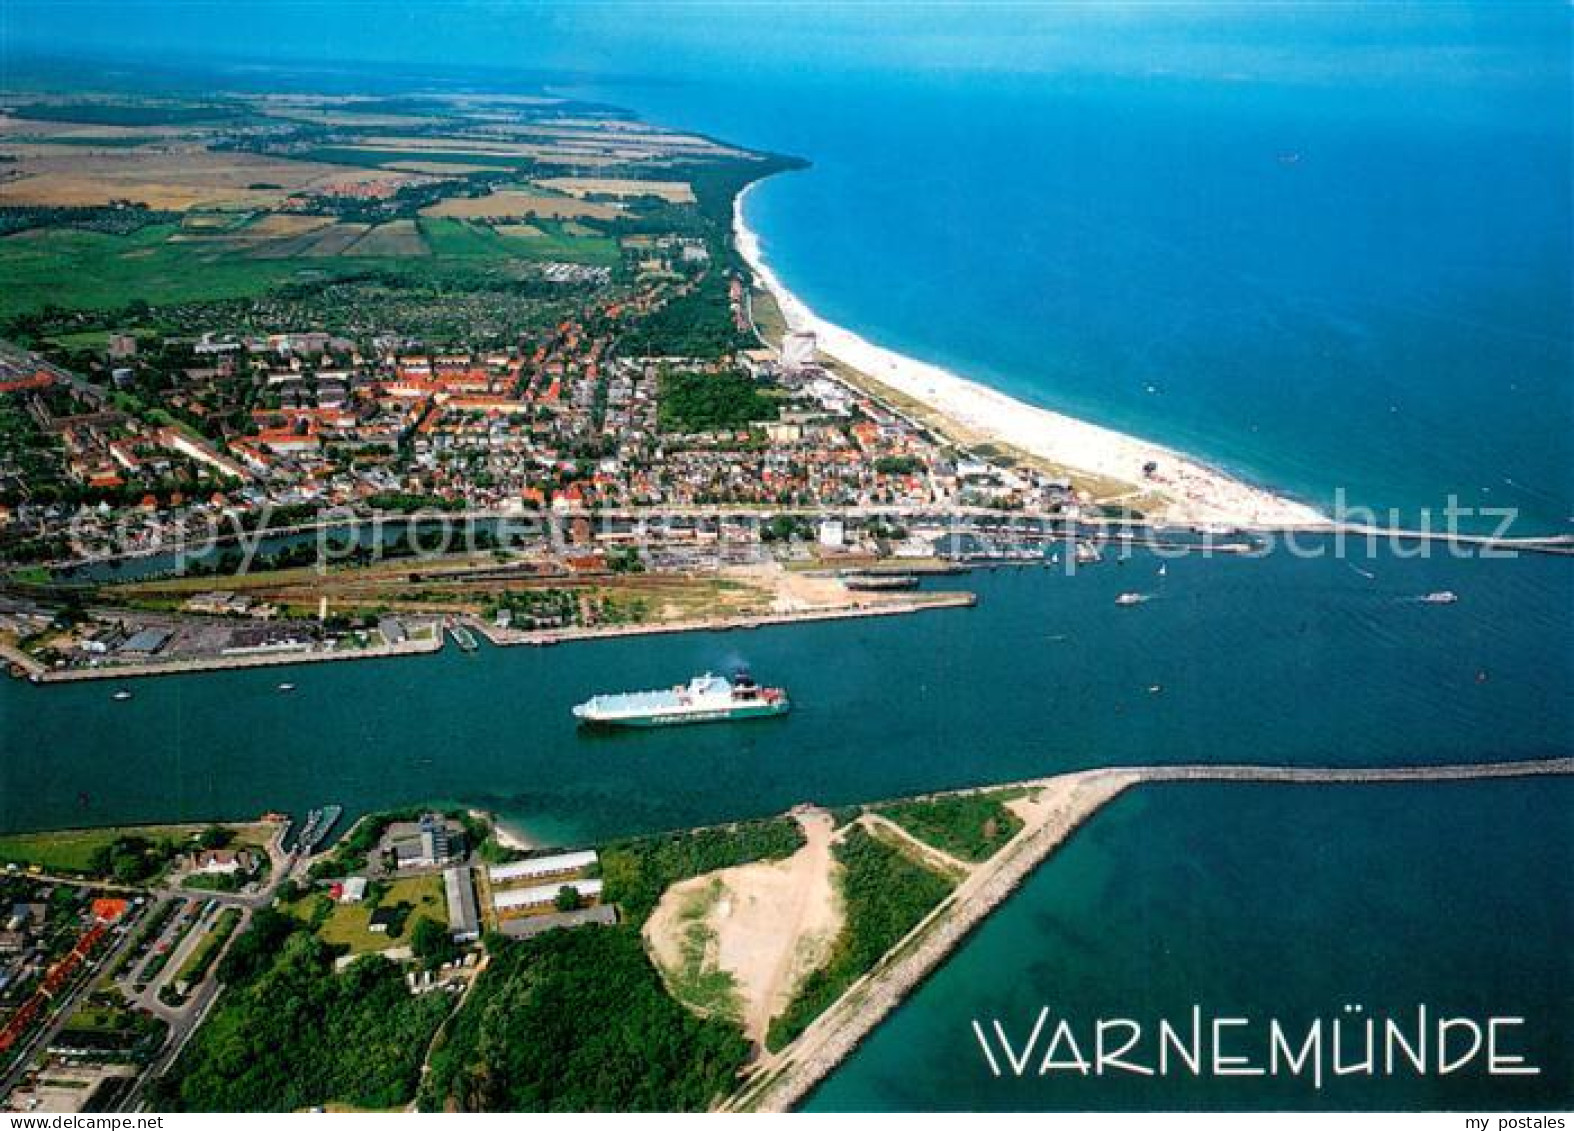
[492,878,603,916]
[488,850,598,885]
[782,331,817,373]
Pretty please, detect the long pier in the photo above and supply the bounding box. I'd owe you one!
[725,756,1574,1112]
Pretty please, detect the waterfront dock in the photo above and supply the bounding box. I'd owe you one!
[474,591,978,648]
[31,632,444,684]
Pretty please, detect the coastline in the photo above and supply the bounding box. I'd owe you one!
[733,181,1331,531]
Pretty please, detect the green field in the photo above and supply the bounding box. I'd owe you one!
[417,217,617,265]
[0,212,620,319]
[0,821,272,875]
[0,225,348,320]
[0,823,210,873]
[291,872,446,955]
[298,146,536,171]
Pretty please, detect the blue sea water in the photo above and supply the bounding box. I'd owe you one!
[582,16,1572,534]
[3,10,1571,1111]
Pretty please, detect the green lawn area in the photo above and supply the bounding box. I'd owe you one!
[495,218,620,266]
[294,872,446,955]
[416,217,505,258]
[0,821,272,874]
[297,146,535,171]
[0,823,207,873]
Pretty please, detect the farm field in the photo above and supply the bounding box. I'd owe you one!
[421,188,621,220]
[536,176,696,203]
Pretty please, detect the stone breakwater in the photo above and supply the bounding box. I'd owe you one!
[726,757,1574,1112]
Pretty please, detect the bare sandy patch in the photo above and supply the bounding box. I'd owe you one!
[644,808,841,1044]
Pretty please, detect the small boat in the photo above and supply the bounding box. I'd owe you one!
[1419,591,1459,605]
[449,624,479,651]
[1156,563,1167,578]
[843,573,919,592]
[277,682,296,692]
[1115,592,1147,607]
[294,804,343,855]
[112,689,133,701]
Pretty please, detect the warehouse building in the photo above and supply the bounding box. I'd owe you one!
[488,849,597,886]
[444,866,480,943]
[492,878,602,917]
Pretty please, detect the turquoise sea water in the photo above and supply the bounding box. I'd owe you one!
[3,552,1571,1107]
[583,19,1572,534]
[807,778,1573,1111]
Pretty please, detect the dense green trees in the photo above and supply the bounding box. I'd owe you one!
[419,926,749,1112]
[657,367,778,433]
[409,916,458,970]
[87,835,176,884]
[620,274,751,361]
[157,917,451,1111]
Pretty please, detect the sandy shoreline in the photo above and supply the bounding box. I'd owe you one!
[733,182,1330,530]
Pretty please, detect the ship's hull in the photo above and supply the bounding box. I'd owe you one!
[576,699,790,728]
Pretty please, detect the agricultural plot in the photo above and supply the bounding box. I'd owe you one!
[535,176,696,203]
[422,188,621,220]
[345,220,429,256]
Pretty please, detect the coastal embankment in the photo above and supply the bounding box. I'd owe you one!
[31,633,444,683]
[473,591,977,648]
[725,756,1574,1112]
[735,182,1329,532]
[11,592,976,685]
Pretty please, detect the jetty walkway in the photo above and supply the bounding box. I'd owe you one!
[725,756,1574,1112]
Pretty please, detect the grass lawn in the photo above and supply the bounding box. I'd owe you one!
[173,907,242,987]
[300,872,447,955]
[0,821,272,874]
[0,824,208,873]
[419,216,617,266]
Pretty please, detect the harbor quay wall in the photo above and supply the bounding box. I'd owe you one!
[33,633,444,683]
[474,592,978,648]
[13,593,975,685]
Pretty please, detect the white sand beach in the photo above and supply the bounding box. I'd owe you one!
[734,184,1330,530]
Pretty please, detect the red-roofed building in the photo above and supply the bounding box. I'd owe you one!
[90,898,129,923]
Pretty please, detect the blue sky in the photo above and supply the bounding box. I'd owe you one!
[2,2,1566,89]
